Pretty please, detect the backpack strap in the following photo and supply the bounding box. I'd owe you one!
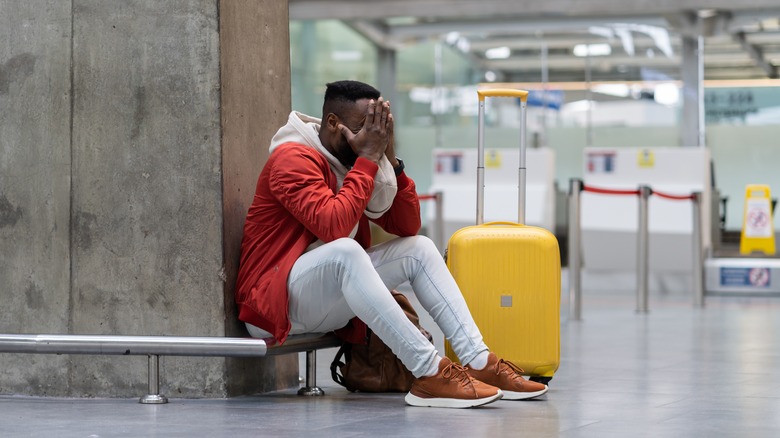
[329,342,351,389]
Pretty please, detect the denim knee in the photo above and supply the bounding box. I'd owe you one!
[399,235,440,258]
[322,238,371,267]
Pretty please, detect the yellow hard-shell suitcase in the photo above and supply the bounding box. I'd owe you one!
[445,89,561,383]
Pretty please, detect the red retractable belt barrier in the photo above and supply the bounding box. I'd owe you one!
[417,194,437,201]
[652,190,696,201]
[582,184,641,196]
[581,184,695,200]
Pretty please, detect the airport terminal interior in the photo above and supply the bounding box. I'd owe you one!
[2,0,780,436]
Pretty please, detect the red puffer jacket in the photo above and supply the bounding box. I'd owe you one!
[236,142,421,344]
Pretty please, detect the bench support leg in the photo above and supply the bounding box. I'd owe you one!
[297,350,325,396]
[140,354,168,404]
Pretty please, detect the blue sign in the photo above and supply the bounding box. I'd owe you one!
[720,267,771,288]
[526,90,564,110]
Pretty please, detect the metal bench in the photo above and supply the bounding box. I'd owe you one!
[0,332,342,404]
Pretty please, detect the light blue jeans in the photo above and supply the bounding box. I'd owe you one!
[247,235,488,377]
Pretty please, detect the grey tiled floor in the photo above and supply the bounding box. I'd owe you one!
[3,286,780,437]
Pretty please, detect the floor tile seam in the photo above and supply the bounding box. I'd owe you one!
[556,419,604,433]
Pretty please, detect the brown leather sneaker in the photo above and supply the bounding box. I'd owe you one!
[465,352,548,400]
[405,357,503,408]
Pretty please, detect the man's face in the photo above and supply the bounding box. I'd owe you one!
[330,98,370,167]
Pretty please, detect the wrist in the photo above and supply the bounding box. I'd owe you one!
[357,151,383,164]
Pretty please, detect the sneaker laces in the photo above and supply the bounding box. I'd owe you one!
[497,358,526,380]
[442,361,476,386]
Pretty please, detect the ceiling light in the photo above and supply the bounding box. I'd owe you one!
[654,83,679,106]
[485,46,511,59]
[698,9,718,18]
[573,43,612,57]
[592,84,630,98]
[330,50,362,62]
[761,18,780,30]
[456,37,471,53]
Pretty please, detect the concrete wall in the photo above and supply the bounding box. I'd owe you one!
[0,0,73,396]
[0,0,294,398]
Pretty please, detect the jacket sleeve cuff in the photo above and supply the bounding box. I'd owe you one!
[353,157,379,176]
[396,171,412,190]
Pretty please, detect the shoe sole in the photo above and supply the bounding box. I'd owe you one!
[404,390,503,408]
[500,385,548,400]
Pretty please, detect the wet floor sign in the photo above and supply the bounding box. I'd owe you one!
[740,184,776,255]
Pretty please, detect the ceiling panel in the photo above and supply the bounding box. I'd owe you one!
[289,0,780,82]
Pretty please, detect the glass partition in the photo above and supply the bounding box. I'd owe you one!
[289,20,780,232]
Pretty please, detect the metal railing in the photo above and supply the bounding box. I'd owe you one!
[0,332,341,404]
[568,178,703,320]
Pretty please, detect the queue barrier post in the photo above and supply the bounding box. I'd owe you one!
[568,178,583,321]
[692,192,705,308]
[636,186,651,314]
[418,192,446,255]
[434,191,445,256]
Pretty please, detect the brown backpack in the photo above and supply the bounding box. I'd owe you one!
[330,291,433,392]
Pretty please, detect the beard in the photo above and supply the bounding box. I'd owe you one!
[335,138,359,167]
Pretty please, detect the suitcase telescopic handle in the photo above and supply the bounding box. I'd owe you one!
[477,89,529,101]
[476,88,529,226]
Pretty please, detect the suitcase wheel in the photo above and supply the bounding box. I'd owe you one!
[530,376,552,385]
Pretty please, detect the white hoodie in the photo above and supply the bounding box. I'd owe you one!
[268,110,398,219]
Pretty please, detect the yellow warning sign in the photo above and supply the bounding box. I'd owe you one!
[637,149,655,168]
[485,150,502,168]
[740,184,776,255]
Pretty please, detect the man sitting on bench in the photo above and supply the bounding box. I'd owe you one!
[235,80,547,408]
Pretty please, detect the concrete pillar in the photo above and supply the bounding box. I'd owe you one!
[681,34,705,147]
[0,0,295,398]
[219,0,298,396]
[68,0,225,398]
[377,47,397,105]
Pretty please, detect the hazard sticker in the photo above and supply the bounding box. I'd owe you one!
[720,267,771,288]
[744,199,772,237]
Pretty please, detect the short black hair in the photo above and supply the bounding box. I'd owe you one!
[322,80,381,119]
